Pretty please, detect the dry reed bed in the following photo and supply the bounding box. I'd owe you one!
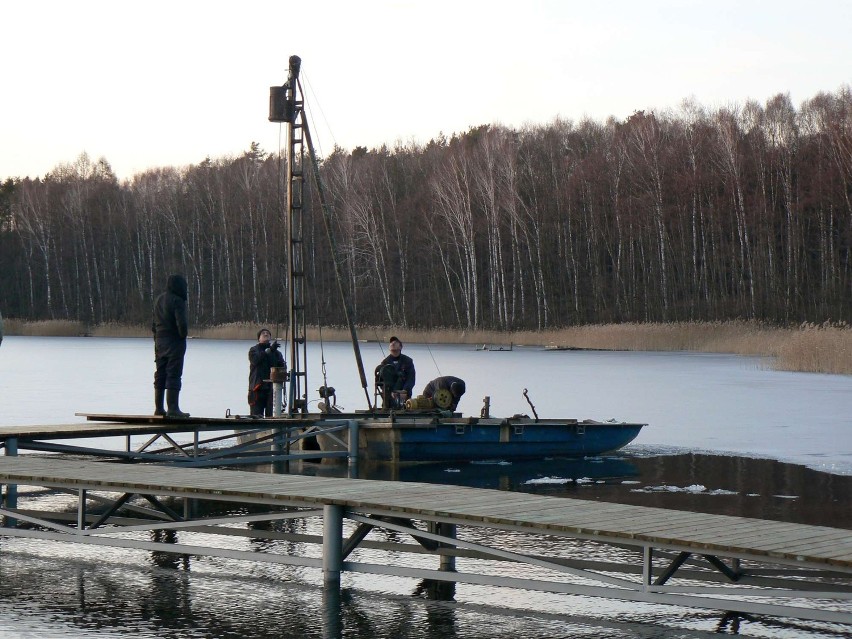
[3,319,850,375]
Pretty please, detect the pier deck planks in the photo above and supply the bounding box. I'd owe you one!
[1,456,850,570]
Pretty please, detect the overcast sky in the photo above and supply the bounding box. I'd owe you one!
[2,0,851,181]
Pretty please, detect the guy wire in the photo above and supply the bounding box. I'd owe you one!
[375,329,386,357]
[425,340,442,377]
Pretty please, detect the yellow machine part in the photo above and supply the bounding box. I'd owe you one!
[405,395,435,410]
[432,388,453,409]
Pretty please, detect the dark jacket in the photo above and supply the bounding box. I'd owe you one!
[422,376,466,410]
[375,353,416,395]
[249,342,286,390]
[152,274,188,341]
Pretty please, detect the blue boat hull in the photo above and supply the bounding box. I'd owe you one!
[320,418,645,463]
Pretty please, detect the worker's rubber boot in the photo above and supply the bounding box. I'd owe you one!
[154,388,166,416]
[166,389,190,418]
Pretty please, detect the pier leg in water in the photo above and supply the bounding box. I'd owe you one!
[2,436,17,526]
[323,504,343,588]
[438,522,457,573]
[322,504,343,637]
[322,585,343,639]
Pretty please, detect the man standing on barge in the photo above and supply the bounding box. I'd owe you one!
[152,273,190,418]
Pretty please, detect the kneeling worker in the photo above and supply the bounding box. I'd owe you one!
[422,376,466,411]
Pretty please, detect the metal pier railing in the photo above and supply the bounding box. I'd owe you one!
[0,456,850,625]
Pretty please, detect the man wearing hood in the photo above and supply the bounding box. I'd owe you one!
[152,274,190,417]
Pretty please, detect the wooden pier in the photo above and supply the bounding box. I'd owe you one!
[1,456,850,624]
[0,414,358,467]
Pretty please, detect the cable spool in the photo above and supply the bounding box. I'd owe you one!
[433,388,453,410]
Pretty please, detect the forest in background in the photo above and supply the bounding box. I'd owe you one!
[1,88,851,331]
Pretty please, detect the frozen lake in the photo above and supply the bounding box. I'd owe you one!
[2,336,850,474]
[1,335,851,638]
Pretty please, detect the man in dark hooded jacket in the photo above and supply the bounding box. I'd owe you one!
[422,376,466,411]
[152,274,190,417]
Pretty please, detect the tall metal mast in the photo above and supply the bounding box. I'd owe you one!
[269,55,373,413]
[269,55,308,414]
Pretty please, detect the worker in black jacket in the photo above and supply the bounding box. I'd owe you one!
[152,274,190,417]
[375,336,415,408]
[422,376,466,411]
[248,327,286,416]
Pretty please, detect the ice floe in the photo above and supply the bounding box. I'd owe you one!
[631,484,738,495]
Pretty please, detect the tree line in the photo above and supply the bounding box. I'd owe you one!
[1,88,851,330]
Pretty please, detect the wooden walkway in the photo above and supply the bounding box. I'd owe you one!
[1,456,851,624]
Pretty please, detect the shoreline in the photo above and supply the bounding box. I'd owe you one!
[3,318,850,375]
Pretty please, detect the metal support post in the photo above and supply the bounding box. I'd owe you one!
[321,585,342,639]
[642,545,653,587]
[77,489,87,532]
[347,420,359,477]
[323,504,343,589]
[282,425,291,473]
[3,437,17,522]
[438,522,457,572]
[273,382,284,417]
[273,425,285,457]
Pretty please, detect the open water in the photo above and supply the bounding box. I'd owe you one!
[1,336,851,637]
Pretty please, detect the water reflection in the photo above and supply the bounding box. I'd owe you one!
[300,455,639,491]
[2,547,843,639]
[412,578,456,602]
[286,451,852,529]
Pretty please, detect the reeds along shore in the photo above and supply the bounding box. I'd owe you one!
[2,319,850,376]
